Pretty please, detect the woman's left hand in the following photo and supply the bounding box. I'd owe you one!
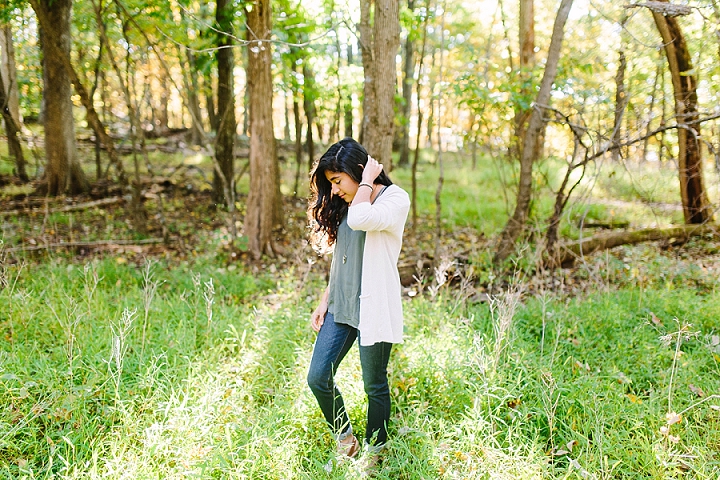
[361,156,383,184]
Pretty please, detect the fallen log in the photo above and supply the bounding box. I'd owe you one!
[552,224,720,267]
[5,237,165,253]
[0,196,129,218]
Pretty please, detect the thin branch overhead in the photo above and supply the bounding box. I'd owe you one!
[155,0,346,54]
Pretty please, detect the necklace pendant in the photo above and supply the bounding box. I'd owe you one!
[343,255,347,264]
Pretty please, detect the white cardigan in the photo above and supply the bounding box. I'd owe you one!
[347,184,410,346]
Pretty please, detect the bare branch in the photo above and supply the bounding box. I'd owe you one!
[624,2,692,17]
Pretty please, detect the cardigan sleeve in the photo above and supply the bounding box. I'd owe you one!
[347,187,410,233]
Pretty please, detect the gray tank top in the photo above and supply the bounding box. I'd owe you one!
[327,216,365,327]
[327,186,387,328]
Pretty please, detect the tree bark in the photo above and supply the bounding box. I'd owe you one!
[30,0,126,191]
[612,13,628,163]
[425,47,436,149]
[185,49,205,145]
[156,69,170,134]
[245,0,282,258]
[494,0,574,263]
[213,0,236,206]
[433,1,447,263]
[32,0,89,195]
[511,0,534,157]
[0,30,28,182]
[344,42,354,138]
[551,224,719,268]
[398,0,415,168]
[360,0,400,169]
[651,6,710,224]
[411,0,430,230]
[204,69,217,131]
[1,25,21,125]
[642,61,661,161]
[292,84,303,197]
[303,63,316,171]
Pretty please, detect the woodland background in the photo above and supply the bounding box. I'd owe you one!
[1,0,720,478]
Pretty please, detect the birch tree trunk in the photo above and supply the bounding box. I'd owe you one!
[494,0,574,263]
[245,0,282,258]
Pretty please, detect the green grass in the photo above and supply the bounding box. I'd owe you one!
[1,248,718,478]
[390,151,515,236]
[2,139,720,478]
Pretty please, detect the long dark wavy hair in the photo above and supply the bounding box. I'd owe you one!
[308,138,392,247]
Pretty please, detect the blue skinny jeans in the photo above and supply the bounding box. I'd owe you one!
[307,312,392,447]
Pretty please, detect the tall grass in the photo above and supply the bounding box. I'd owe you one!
[0,248,718,478]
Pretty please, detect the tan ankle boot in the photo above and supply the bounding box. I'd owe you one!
[337,434,360,458]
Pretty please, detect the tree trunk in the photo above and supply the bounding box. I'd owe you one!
[284,90,291,141]
[205,69,217,131]
[494,0,574,263]
[156,70,170,134]
[611,13,628,163]
[511,0,534,157]
[425,47,436,149]
[1,25,21,126]
[290,49,303,195]
[398,0,415,168]
[552,224,719,268]
[651,6,710,224]
[31,0,126,190]
[292,85,303,197]
[360,0,400,169]
[243,88,250,136]
[344,44,354,138]
[0,28,28,182]
[186,49,205,145]
[433,1,447,263]
[642,61,661,162]
[213,0,236,206]
[659,51,667,164]
[245,0,282,258]
[33,0,89,195]
[330,31,342,142]
[411,0,430,230]
[303,63,315,170]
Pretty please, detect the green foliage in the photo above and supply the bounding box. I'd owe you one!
[2,249,718,477]
[392,151,514,235]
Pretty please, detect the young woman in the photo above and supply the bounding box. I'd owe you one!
[307,138,410,463]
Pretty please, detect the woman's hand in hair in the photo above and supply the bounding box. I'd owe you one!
[361,156,383,184]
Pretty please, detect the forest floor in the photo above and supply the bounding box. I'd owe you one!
[1,147,719,478]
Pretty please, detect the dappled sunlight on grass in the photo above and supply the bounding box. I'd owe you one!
[1,216,720,477]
